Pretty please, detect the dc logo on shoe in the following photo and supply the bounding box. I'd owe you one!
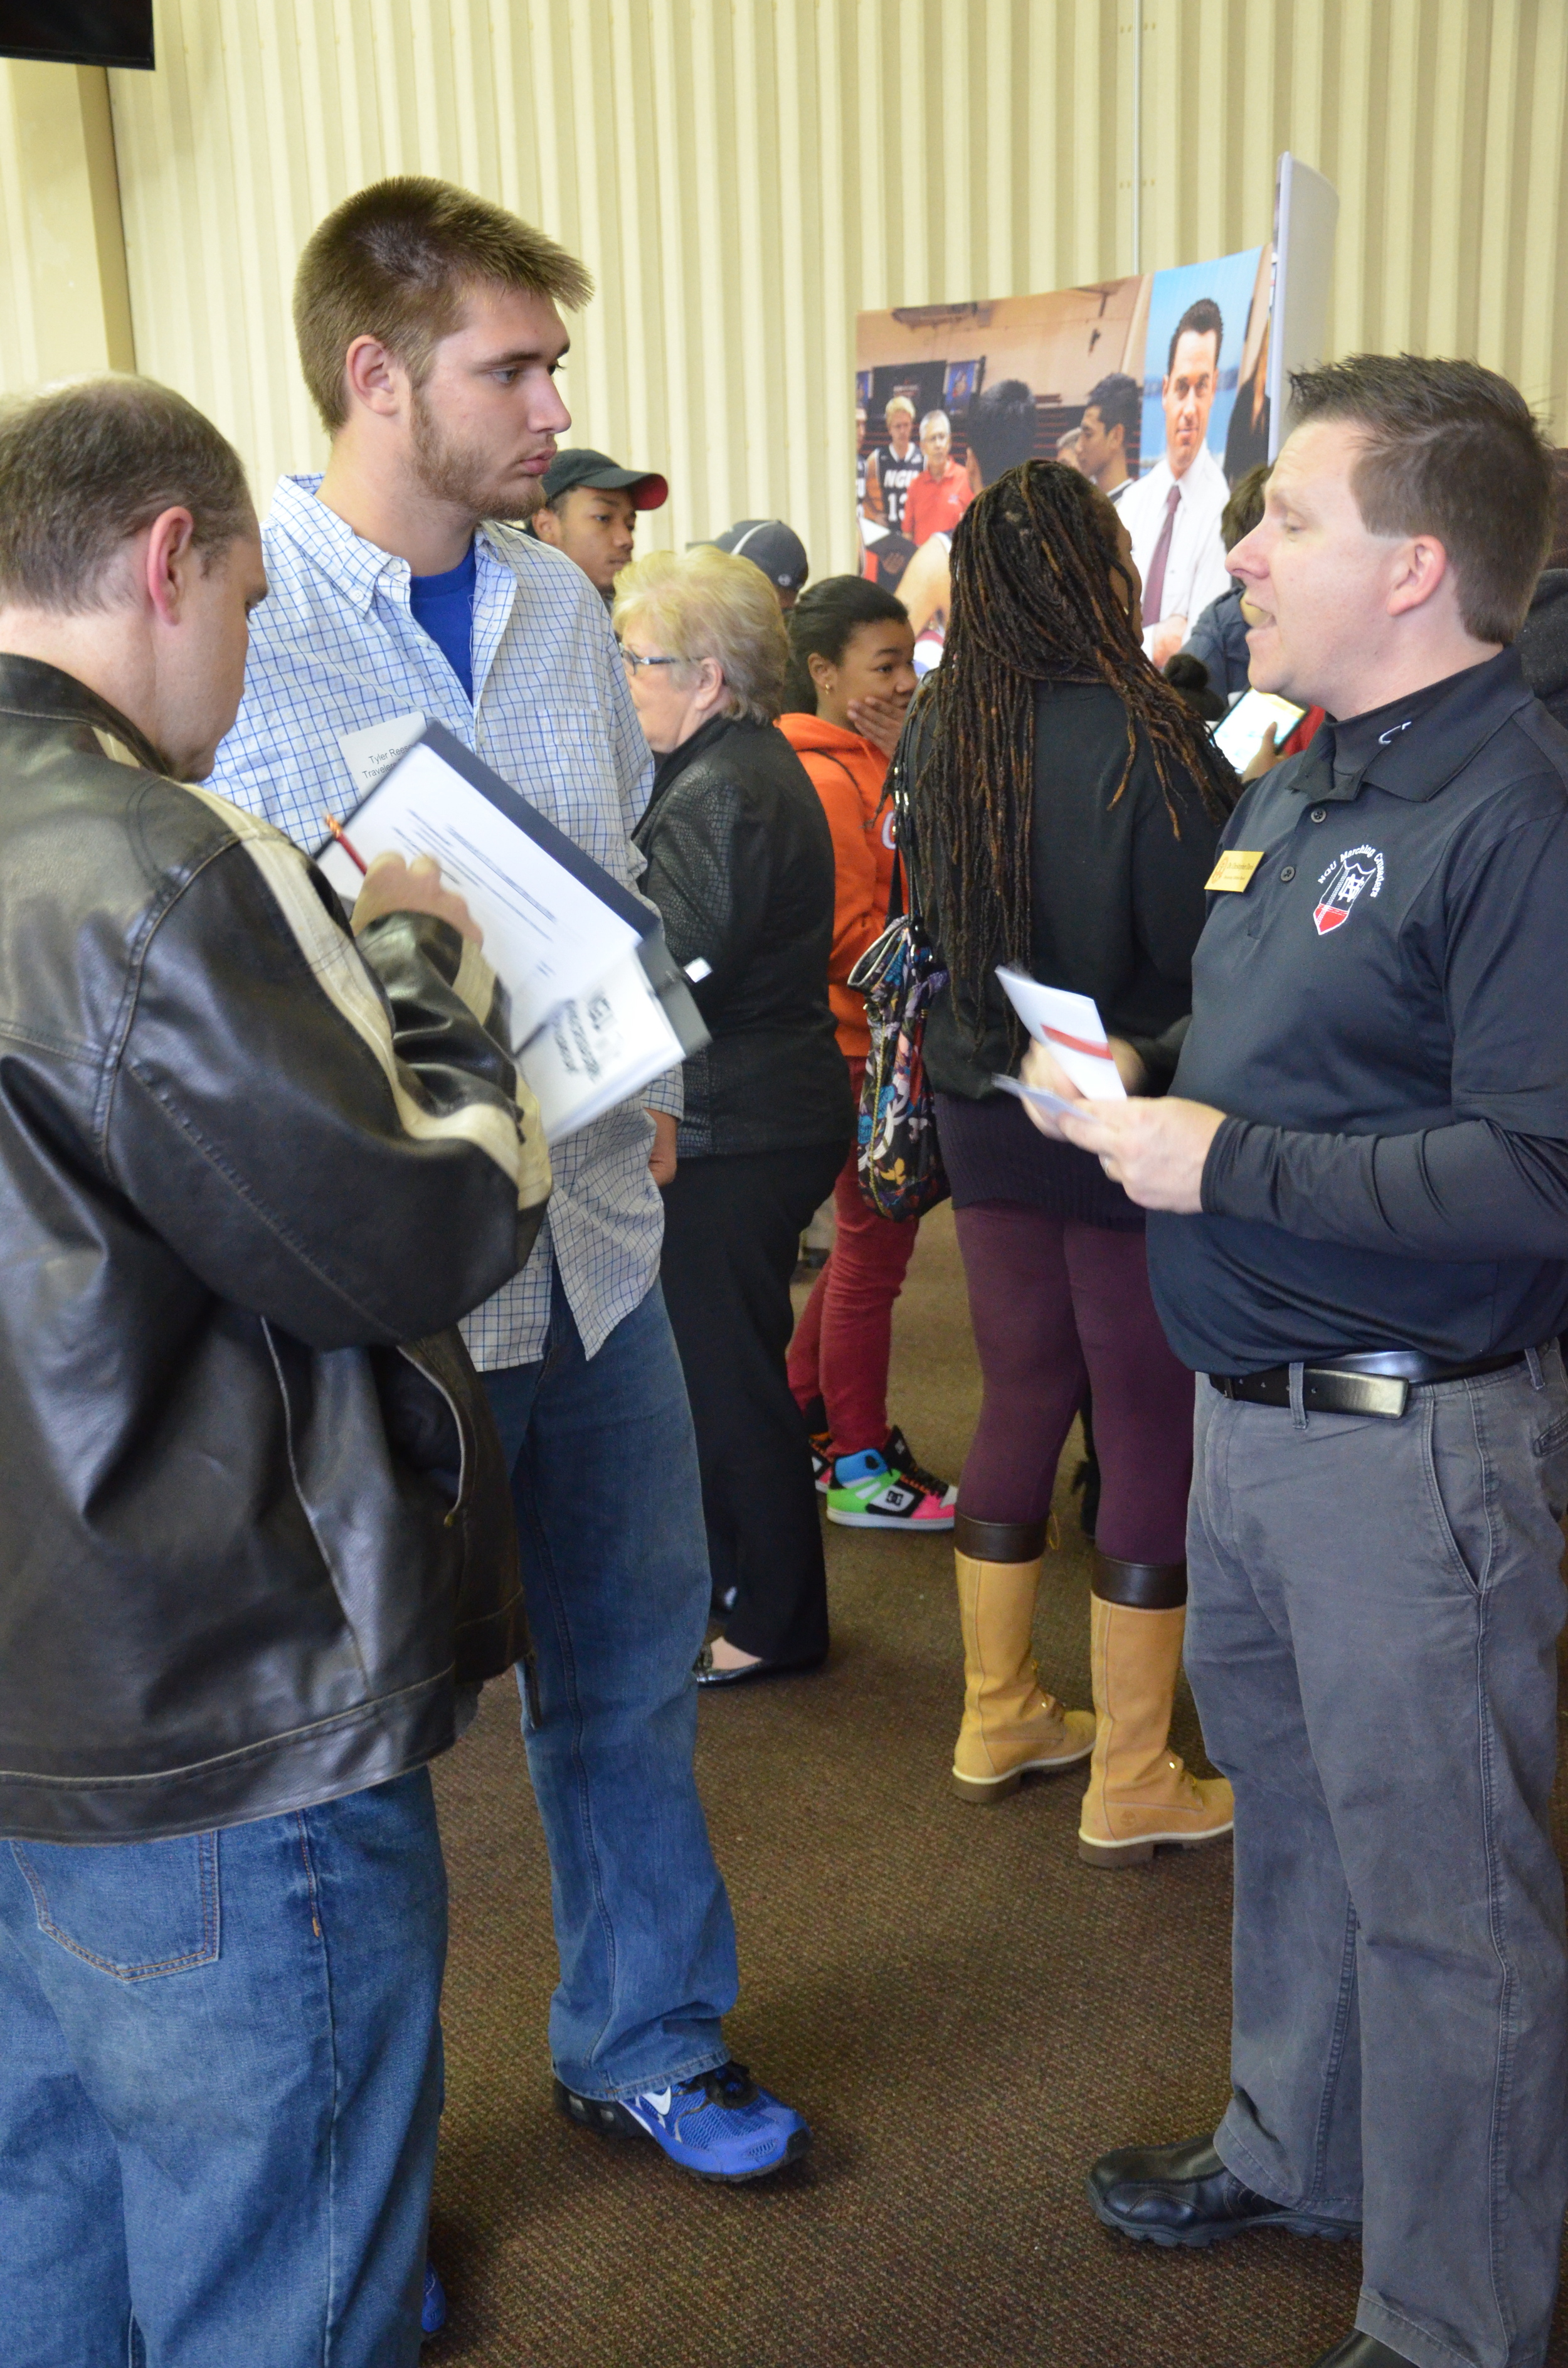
[824,1439,958,1531]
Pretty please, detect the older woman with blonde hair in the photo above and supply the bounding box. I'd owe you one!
[616,546,853,1683]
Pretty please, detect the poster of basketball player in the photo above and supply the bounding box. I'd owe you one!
[853,279,1150,605]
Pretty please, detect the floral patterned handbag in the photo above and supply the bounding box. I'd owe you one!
[846,745,950,1222]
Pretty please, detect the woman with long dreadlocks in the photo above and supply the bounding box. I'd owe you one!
[909,459,1237,1866]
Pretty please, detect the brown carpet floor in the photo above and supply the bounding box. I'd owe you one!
[429,1203,1568,2367]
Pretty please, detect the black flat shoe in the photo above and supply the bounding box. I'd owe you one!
[1310,2339,1410,2367]
[1086,2135,1360,2248]
[694,1644,824,1687]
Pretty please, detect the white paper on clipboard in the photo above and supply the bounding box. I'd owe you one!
[995,968,1126,1101]
[314,721,706,1142]
[317,738,644,1045]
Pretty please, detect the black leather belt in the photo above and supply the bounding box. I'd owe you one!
[1207,1348,1528,1420]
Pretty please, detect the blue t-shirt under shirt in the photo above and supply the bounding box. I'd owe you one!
[408,540,477,700]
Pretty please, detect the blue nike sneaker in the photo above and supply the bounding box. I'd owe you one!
[554,2060,810,2181]
[421,2261,447,2339]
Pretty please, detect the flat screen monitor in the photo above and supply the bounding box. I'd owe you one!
[0,3,154,69]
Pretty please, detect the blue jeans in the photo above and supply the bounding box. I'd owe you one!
[483,1278,738,2098]
[0,1768,445,2368]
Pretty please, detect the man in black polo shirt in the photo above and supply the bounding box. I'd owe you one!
[1034,356,1568,2368]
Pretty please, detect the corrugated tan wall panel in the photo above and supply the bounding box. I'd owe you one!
[0,62,135,390]
[109,1,1568,585]
[0,66,43,390]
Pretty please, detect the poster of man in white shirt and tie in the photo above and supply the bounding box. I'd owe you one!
[1118,295,1233,667]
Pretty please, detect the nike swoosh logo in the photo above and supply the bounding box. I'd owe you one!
[640,2086,673,2118]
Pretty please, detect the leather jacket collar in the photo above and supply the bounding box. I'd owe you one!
[0,651,167,775]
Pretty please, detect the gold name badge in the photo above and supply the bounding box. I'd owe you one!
[1205,849,1265,893]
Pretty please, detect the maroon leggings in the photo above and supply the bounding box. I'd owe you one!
[953,1203,1194,1564]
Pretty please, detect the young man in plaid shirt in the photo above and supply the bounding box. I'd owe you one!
[213,176,808,2192]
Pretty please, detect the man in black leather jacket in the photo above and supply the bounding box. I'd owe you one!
[0,379,549,2366]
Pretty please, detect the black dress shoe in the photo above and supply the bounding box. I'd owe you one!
[694,1643,824,1687]
[1310,2338,1411,2367]
[1086,2134,1360,2248]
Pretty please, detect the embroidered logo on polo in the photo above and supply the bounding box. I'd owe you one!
[1313,844,1385,936]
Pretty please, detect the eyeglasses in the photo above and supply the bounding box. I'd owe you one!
[619,648,687,675]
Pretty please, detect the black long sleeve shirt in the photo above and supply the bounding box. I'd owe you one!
[1148,649,1568,1371]
[920,678,1231,1226]
[922,677,1230,1098]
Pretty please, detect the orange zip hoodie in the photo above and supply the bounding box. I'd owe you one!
[778,712,898,1059]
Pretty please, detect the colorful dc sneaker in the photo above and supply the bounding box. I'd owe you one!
[827,1442,957,1531]
[882,1425,957,1507]
[554,2061,810,2182]
[421,2261,447,2339]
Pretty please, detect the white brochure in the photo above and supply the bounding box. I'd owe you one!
[994,967,1126,1102]
[315,719,706,1142]
[516,945,693,1142]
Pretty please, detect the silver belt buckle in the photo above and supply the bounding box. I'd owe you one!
[1316,1368,1409,1418]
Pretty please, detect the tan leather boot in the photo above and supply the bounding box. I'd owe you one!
[1078,1573,1234,1866]
[951,1518,1096,1803]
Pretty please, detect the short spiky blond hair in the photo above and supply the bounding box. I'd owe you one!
[294,177,593,432]
[613,546,790,726]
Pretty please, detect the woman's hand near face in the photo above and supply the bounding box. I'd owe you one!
[845,691,909,758]
[820,618,917,754]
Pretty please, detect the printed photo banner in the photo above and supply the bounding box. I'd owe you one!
[854,160,1335,676]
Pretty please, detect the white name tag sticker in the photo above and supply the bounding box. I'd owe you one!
[336,711,426,801]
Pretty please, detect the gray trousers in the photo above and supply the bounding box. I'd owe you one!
[1186,1350,1568,2368]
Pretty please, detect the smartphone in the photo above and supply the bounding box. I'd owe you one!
[1211,688,1306,773]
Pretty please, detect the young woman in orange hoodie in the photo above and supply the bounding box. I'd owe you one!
[780,579,956,1529]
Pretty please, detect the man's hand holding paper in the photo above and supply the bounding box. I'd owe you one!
[351,850,484,945]
[995,968,1132,1140]
[992,964,1225,1205]
[1056,1095,1226,1213]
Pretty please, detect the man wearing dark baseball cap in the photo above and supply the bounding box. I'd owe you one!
[532,447,668,602]
[714,518,810,609]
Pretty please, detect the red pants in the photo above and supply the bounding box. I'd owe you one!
[787,1063,919,1454]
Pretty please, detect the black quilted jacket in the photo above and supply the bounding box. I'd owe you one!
[0,658,551,1842]
[633,714,853,1159]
